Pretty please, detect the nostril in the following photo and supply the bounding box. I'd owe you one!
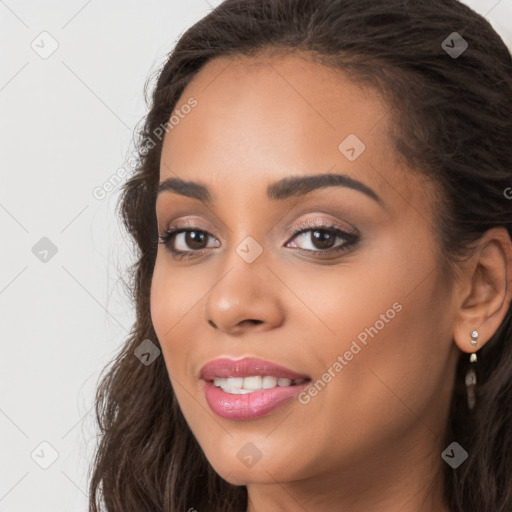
[244,319,263,326]
[206,318,263,330]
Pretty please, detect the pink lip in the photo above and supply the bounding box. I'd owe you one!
[200,357,311,420]
[200,357,310,381]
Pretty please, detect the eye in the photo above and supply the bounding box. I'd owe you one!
[285,220,359,255]
[157,219,359,260]
[158,223,219,259]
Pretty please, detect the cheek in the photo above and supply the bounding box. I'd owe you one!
[149,258,196,377]
[303,247,451,447]
[150,253,207,339]
[150,274,200,428]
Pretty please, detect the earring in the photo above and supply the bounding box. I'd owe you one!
[465,348,478,411]
[470,330,479,347]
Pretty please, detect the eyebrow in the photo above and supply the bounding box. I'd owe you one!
[157,173,381,204]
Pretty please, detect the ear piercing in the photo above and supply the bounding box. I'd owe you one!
[470,330,479,347]
[465,329,479,410]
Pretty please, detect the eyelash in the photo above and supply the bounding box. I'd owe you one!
[157,218,359,260]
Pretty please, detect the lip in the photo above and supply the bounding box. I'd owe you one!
[200,357,311,420]
[200,357,310,381]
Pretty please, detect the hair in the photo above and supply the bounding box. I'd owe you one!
[88,0,512,510]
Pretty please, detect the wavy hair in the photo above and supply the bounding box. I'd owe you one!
[89,1,512,510]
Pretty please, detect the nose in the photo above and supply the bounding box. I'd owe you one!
[202,258,285,336]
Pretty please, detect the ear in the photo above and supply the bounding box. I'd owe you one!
[452,227,512,354]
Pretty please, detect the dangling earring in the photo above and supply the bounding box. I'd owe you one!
[465,330,478,410]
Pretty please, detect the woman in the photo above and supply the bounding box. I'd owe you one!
[89,1,512,510]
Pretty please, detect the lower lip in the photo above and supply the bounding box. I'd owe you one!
[203,380,310,420]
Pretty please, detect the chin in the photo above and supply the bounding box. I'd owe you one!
[217,466,282,486]
[205,448,299,486]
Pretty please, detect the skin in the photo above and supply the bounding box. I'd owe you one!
[150,52,512,512]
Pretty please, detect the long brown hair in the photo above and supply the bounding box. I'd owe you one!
[89,1,512,510]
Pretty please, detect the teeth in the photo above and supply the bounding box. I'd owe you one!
[262,376,278,389]
[213,375,305,394]
[243,376,262,389]
[226,377,243,389]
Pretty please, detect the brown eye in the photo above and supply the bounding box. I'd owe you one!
[309,230,337,250]
[181,230,209,250]
[159,227,220,256]
[158,221,358,260]
[287,225,358,254]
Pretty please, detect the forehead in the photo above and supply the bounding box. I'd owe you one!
[165,52,390,155]
[159,52,429,213]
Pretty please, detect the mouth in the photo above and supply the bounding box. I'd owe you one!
[200,357,311,419]
[211,375,309,394]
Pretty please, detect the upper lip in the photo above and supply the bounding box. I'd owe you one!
[200,357,310,381]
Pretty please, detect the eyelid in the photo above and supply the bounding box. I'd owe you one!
[286,217,359,240]
[160,217,219,237]
[160,217,357,241]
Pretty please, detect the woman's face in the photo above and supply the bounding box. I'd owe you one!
[151,53,460,490]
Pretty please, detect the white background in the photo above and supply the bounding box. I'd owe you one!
[1,1,511,510]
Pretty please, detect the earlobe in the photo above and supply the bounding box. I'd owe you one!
[452,227,512,354]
